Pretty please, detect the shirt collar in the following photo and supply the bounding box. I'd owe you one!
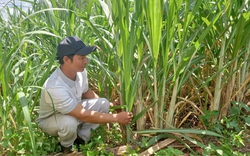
[57,67,79,88]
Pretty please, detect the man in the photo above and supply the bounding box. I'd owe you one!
[36,36,133,153]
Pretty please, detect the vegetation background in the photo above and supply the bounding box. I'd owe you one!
[0,0,250,155]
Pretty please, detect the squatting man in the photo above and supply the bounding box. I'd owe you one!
[36,36,133,153]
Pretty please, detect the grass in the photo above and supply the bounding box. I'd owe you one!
[0,0,250,155]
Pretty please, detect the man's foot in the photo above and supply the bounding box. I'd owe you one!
[60,144,74,154]
[74,135,90,151]
[74,136,85,145]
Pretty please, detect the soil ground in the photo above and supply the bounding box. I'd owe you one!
[48,135,250,156]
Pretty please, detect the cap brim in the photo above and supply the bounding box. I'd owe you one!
[74,46,97,56]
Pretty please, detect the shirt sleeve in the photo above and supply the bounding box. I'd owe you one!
[44,86,77,114]
[81,70,89,94]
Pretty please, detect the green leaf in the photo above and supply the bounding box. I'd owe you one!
[17,92,36,155]
[245,115,250,127]
[230,106,240,115]
[134,129,224,138]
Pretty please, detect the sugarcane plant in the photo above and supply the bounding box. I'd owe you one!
[0,0,250,155]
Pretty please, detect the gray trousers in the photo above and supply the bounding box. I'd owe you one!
[38,98,110,147]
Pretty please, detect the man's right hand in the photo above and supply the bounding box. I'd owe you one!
[115,112,133,124]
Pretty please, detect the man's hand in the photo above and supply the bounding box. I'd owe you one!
[110,100,120,107]
[115,112,133,124]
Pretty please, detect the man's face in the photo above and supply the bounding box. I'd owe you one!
[68,54,89,72]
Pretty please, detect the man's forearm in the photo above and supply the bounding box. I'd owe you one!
[82,89,99,99]
[68,103,132,124]
[78,109,117,124]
